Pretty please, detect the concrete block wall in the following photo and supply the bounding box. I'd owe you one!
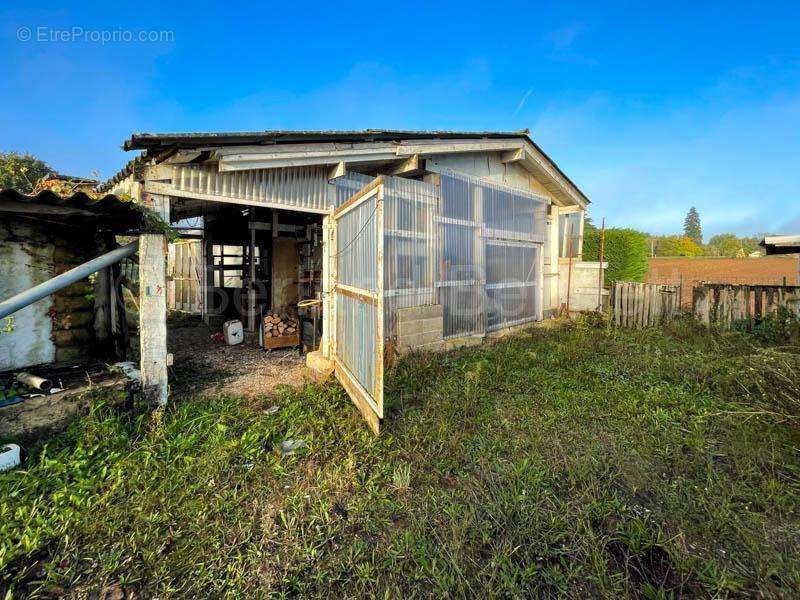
[395,304,444,352]
[558,260,609,312]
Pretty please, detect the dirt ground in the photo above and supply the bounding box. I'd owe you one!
[645,255,799,306]
[168,317,309,399]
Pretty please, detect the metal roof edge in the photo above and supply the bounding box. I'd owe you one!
[103,128,589,205]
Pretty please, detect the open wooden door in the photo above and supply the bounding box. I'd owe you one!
[330,177,384,434]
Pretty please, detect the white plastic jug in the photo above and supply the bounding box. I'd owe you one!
[223,320,244,345]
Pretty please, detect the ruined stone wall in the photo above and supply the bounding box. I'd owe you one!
[0,218,111,370]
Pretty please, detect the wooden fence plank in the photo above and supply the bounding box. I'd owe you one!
[612,281,680,328]
[691,283,800,330]
[753,286,762,320]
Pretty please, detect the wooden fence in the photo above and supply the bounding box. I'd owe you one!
[611,282,682,327]
[693,283,800,329]
[167,240,202,313]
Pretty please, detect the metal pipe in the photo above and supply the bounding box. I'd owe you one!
[0,241,139,320]
[16,372,52,392]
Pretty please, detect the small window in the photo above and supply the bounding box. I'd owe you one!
[558,211,583,258]
[212,244,245,288]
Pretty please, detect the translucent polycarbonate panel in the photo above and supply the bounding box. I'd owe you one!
[440,284,483,339]
[438,222,483,335]
[558,211,582,258]
[439,169,548,241]
[382,176,438,339]
[332,171,375,208]
[486,284,538,331]
[436,169,546,338]
[336,292,377,396]
[483,186,543,238]
[443,221,481,275]
[485,243,537,285]
[486,242,539,330]
[439,169,475,221]
[336,195,378,292]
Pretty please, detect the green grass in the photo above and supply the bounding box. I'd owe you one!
[2,320,800,598]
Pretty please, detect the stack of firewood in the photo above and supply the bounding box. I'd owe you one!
[263,313,298,338]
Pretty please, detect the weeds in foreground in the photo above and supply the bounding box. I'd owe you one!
[1,325,799,598]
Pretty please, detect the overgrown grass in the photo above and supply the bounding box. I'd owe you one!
[2,322,799,598]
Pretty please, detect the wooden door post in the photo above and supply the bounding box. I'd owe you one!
[139,192,170,407]
[139,233,168,406]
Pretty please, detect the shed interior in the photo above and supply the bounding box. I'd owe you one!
[169,198,325,350]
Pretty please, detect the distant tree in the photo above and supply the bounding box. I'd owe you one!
[707,233,741,257]
[654,235,704,257]
[683,207,702,245]
[707,233,761,257]
[584,227,649,284]
[0,152,53,193]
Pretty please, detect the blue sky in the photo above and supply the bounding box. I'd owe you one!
[1,1,798,239]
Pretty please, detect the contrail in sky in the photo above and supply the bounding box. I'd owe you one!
[513,88,534,116]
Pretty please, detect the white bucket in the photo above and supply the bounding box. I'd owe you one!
[0,444,22,472]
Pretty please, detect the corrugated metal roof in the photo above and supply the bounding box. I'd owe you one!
[103,128,589,206]
[0,188,143,231]
[123,129,532,151]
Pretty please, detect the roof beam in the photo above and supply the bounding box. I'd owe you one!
[385,154,423,176]
[395,139,523,156]
[328,161,347,180]
[500,148,525,163]
[164,150,203,164]
[142,163,175,182]
[218,150,397,172]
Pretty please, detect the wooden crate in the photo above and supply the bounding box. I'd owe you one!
[262,332,299,350]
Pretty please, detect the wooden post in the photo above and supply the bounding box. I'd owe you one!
[321,215,334,358]
[472,183,485,333]
[139,192,170,407]
[247,210,257,331]
[139,233,168,406]
[597,218,605,311]
[111,261,129,360]
[93,266,112,351]
[565,220,574,315]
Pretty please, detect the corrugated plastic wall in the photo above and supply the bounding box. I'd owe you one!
[337,198,378,292]
[336,293,377,397]
[335,192,379,397]
[381,176,438,339]
[437,170,547,337]
[485,241,540,330]
[332,172,374,208]
[332,171,547,343]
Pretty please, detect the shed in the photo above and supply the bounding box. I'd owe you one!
[103,129,601,432]
[760,235,800,255]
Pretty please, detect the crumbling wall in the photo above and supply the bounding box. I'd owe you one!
[0,221,56,369]
[0,218,111,370]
